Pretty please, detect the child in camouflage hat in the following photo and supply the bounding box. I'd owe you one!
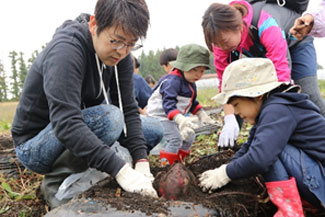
[147,43,215,166]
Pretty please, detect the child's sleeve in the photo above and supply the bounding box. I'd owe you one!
[190,97,202,115]
[231,126,256,160]
[226,105,296,180]
[159,78,182,120]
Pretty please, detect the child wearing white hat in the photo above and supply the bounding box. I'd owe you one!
[199,58,325,215]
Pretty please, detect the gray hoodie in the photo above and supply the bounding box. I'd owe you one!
[11,14,147,176]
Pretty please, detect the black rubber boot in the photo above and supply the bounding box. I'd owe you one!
[40,149,88,209]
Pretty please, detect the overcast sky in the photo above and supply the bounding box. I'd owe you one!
[0,0,324,73]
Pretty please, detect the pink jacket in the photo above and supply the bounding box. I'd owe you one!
[213,0,291,90]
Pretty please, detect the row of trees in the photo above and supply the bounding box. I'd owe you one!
[0,50,39,102]
[1,44,324,102]
[0,46,216,102]
[137,47,216,82]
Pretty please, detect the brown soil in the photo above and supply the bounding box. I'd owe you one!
[78,149,276,217]
[1,133,324,217]
[0,133,48,217]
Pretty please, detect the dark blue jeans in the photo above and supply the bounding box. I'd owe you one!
[263,144,325,208]
[16,104,163,174]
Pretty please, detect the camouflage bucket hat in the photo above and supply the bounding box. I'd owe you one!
[170,44,211,72]
[212,58,285,105]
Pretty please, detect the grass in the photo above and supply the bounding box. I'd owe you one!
[319,80,325,98]
[197,87,220,107]
[0,102,18,132]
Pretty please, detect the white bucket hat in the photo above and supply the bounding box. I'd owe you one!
[213,58,286,105]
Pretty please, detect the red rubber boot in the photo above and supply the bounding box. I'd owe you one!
[178,149,191,162]
[265,177,304,217]
[160,150,179,167]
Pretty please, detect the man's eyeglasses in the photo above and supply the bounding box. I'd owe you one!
[104,31,143,51]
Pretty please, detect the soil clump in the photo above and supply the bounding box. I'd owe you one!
[79,150,276,217]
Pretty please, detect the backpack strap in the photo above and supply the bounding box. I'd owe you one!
[249,1,265,42]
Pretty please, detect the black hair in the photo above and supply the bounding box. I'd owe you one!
[145,75,156,85]
[133,56,140,69]
[202,3,244,51]
[159,48,178,66]
[95,0,150,39]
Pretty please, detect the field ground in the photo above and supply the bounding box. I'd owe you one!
[0,81,325,216]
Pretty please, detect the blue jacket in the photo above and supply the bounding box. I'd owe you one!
[146,69,202,120]
[227,92,325,180]
[133,73,152,109]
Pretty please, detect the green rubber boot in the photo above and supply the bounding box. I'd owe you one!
[40,149,88,209]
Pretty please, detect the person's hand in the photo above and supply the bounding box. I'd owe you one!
[180,126,196,141]
[115,164,158,198]
[197,110,215,125]
[134,159,154,183]
[290,14,314,40]
[174,114,199,129]
[218,114,239,148]
[199,164,230,193]
[174,114,199,140]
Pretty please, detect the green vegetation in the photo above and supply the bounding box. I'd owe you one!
[197,87,219,107]
[319,80,325,98]
[0,101,18,132]
[138,48,216,82]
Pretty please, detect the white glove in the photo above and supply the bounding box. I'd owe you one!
[134,160,154,183]
[180,126,196,141]
[218,114,239,148]
[174,114,199,140]
[197,110,215,125]
[115,164,158,198]
[199,164,230,192]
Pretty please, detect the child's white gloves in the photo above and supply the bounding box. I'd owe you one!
[199,164,231,192]
[174,114,199,140]
[197,110,215,125]
[134,160,155,183]
[218,114,239,148]
[115,163,158,198]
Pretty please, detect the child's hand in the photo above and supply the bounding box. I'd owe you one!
[174,114,199,130]
[199,164,230,193]
[197,110,215,125]
[174,114,199,140]
[218,114,239,148]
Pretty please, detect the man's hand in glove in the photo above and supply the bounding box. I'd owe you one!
[115,163,158,198]
[197,110,215,125]
[135,159,154,183]
[199,164,230,193]
[218,114,239,148]
[174,114,199,140]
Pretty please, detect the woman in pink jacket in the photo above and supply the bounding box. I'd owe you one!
[202,0,325,148]
[290,0,325,39]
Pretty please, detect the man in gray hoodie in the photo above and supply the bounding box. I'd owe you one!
[11,0,163,208]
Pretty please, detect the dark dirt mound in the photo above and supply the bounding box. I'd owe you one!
[0,133,47,217]
[155,162,198,200]
[0,133,25,177]
[76,150,276,217]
